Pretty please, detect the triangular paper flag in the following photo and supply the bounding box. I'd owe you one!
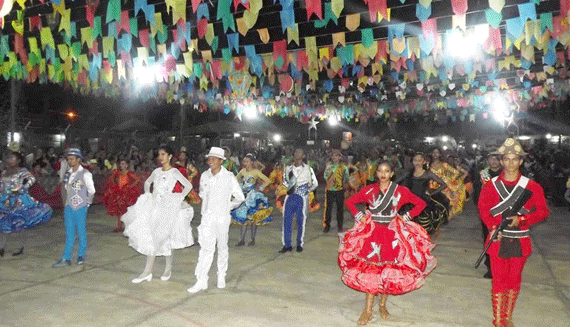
[258,28,270,43]
[345,13,360,31]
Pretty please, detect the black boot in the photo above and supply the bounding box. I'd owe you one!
[0,248,4,257]
[278,246,292,253]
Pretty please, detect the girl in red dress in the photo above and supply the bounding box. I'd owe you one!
[103,159,143,232]
[340,161,436,325]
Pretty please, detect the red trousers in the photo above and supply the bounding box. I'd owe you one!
[490,255,527,293]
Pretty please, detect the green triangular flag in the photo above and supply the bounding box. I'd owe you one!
[361,28,374,48]
[108,51,116,67]
[211,36,219,53]
[130,18,138,36]
[222,48,231,63]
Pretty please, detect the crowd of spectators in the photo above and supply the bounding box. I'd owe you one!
[5,137,570,208]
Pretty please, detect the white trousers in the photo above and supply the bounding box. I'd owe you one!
[194,218,230,281]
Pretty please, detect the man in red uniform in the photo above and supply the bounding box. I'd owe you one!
[474,153,503,279]
[478,138,549,327]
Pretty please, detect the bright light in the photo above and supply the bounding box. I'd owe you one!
[517,135,531,141]
[545,133,552,139]
[472,144,477,149]
[234,133,241,138]
[425,137,434,143]
[443,145,448,150]
[66,111,76,119]
[492,98,512,123]
[328,116,338,126]
[441,136,449,142]
[7,132,21,144]
[169,136,175,141]
[447,30,479,60]
[243,104,257,119]
[273,134,282,142]
[134,65,158,85]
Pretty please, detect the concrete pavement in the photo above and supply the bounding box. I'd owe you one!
[0,193,569,326]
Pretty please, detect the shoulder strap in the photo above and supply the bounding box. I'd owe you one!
[490,176,530,216]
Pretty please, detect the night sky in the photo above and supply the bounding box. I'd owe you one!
[1,79,569,145]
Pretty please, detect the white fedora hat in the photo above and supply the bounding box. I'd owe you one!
[205,147,226,160]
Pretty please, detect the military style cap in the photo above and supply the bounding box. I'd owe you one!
[491,138,527,157]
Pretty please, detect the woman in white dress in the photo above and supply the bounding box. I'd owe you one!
[122,146,193,283]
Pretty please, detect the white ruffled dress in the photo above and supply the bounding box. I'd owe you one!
[122,167,193,256]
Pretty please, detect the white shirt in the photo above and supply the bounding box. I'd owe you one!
[284,163,318,192]
[199,166,244,220]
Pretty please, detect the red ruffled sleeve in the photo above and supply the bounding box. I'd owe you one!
[345,184,375,216]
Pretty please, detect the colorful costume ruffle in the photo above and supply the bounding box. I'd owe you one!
[231,176,273,225]
[0,168,53,233]
[103,170,143,217]
[411,193,449,234]
[346,167,366,199]
[274,186,320,213]
[430,162,466,220]
[29,182,63,209]
[338,213,436,295]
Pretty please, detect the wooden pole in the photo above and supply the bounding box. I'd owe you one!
[179,102,185,149]
[10,79,16,145]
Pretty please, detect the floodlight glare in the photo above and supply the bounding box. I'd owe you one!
[243,104,257,119]
[134,65,157,85]
[273,134,282,142]
[492,98,511,123]
[441,136,449,142]
[328,117,338,126]
[448,30,478,60]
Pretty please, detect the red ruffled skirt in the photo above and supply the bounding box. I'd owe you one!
[103,185,142,217]
[338,213,437,295]
[29,183,63,209]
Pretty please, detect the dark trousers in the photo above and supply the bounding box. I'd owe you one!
[322,190,345,230]
[481,221,491,271]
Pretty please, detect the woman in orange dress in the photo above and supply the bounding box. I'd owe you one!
[176,150,201,205]
[346,157,367,198]
[103,159,143,232]
[429,148,468,220]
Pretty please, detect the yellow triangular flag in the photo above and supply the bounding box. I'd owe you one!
[258,28,270,44]
[287,25,299,45]
[183,51,193,70]
[332,32,345,47]
[52,1,66,15]
[137,47,149,65]
[236,17,249,36]
[59,9,71,34]
[345,13,360,32]
[57,44,69,60]
[205,23,214,45]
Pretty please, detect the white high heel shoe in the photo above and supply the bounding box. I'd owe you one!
[160,271,171,281]
[132,273,152,284]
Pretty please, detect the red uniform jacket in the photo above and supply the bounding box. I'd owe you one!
[345,182,426,219]
[478,172,549,257]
